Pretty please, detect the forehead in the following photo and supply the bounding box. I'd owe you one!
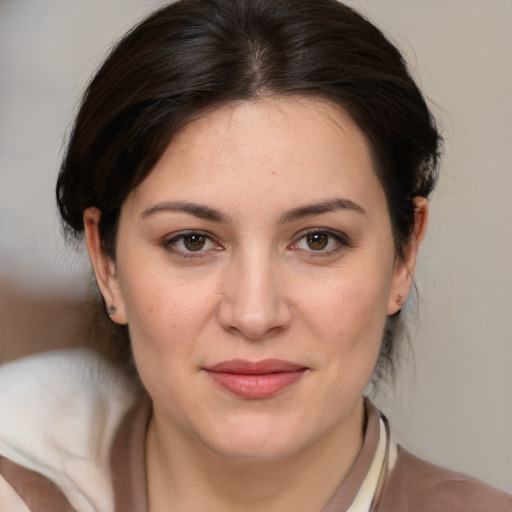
[125,96,386,218]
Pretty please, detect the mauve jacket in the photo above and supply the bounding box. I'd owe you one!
[1,396,511,512]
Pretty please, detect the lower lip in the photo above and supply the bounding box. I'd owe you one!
[206,370,306,399]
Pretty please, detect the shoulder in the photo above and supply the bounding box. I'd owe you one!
[0,456,76,512]
[0,349,139,512]
[0,470,31,512]
[379,445,512,512]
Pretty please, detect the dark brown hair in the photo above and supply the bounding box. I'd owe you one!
[57,0,441,380]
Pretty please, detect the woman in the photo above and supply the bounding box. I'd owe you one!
[0,0,510,510]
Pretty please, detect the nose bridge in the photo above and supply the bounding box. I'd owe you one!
[218,242,290,339]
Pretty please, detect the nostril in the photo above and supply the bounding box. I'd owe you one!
[216,259,292,340]
[217,297,292,341]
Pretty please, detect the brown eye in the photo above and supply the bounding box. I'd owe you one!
[306,233,329,250]
[291,230,347,255]
[165,231,221,258]
[183,234,206,251]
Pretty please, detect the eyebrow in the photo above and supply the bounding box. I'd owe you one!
[141,201,228,222]
[278,198,365,224]
[141,197,365,224]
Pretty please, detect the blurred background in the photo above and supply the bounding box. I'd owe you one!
[1,0,511,492]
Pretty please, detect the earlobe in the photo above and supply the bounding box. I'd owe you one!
[83,208,127,324]
[387,197,429,315]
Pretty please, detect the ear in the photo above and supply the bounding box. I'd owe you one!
[83,208,128,325]
[387,197,429,315]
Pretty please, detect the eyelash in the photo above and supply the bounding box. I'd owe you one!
[163,230,222,259]
[162,229,349,260]
[289,229,349,258]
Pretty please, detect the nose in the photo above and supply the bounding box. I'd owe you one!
[217,251,292,340]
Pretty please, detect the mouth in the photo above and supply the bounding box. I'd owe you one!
[203,359,307,399]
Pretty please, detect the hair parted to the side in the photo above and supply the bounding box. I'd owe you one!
[57,0,442,381]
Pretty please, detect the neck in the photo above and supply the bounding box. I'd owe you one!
[146,399,365,512]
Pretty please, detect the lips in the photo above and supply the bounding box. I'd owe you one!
[204,359,307,399]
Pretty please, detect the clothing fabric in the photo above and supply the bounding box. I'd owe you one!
[1,350,511,511]
[0,349,138,512]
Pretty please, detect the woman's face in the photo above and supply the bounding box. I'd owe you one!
[87,97,417,460]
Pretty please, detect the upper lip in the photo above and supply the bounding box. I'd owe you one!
[204,359,306,374]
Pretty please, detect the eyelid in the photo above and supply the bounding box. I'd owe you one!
[289,228,349,255]
[163,230,223,258]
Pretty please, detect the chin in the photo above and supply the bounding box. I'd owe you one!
[195,414,318,462]
[205,437,303,462]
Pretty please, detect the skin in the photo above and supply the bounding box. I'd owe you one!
[84,96,428,511]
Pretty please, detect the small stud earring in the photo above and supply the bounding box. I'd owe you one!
[397,295,404,306]
[108,305,117,316]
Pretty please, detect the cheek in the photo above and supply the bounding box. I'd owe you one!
[296,267,393,394]
[122,277,212,404]
[302,269,392,343]
[117,265,218,357]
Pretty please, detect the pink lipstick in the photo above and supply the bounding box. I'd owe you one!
[204,359,306,399]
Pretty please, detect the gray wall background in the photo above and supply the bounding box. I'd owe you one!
[1,0,511,493]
